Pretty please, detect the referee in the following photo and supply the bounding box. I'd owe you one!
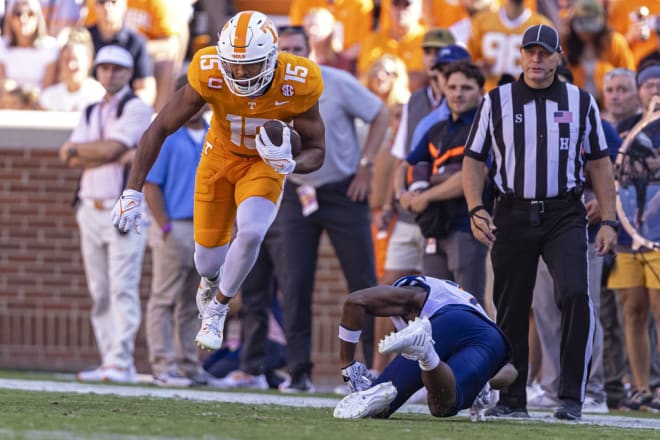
[462,24,618,420]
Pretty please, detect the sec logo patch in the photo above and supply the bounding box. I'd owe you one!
[281,84,294,97]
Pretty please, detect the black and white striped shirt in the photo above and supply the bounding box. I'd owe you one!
[464,76,609,200]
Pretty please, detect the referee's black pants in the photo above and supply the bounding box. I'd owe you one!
[491,198,594,408]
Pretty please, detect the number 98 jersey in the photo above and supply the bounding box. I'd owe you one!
[187,47,323,156]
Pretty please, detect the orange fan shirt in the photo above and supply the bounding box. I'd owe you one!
[467,8,552,91]
[288,0,374,50]
[84,0,181,38]
[357,22,426,76]
[608,0,660,66]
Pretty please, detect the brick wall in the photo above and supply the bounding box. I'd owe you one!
[0,115,356,385]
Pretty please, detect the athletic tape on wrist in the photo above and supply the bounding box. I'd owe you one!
[338,325,362,343]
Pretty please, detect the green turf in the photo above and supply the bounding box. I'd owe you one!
[0,389,656,440]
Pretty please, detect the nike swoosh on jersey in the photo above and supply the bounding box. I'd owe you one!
[274,101,290,106]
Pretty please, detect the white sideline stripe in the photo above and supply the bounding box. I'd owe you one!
[1,379,660,431]
[0,378,338,408]
[0,428,205,440]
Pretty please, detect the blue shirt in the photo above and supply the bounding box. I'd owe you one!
[145,123,207,219]
[406,109,479,233]
[408,100,450,154]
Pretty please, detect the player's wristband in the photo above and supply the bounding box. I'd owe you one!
[161,223,172,234]
[600,220,619,232]
[338,325,362,344]
[469,205,487,218]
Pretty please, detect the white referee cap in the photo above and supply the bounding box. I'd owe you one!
[94,45,134,69]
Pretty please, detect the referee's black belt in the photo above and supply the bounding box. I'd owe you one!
[497,194,580,213]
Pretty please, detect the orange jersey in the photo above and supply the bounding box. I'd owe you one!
[379,0,534,31]
[608,0,660,66]
[288,0,374,50]
[357,22,427,75]
[84,0,182,38]
[187,48,323,157]
[467,8,553,91]
[567,31,635,101]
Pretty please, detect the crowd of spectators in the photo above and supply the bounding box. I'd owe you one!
[6,0,660,414]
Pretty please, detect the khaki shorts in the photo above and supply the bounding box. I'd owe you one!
[384,220,425,272]
[607,251,660,290]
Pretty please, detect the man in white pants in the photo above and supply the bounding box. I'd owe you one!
[59,45,153,383]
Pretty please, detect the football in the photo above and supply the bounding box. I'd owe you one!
[261,119,302,157]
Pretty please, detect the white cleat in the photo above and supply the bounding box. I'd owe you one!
[378,316,434,360]
[196,275,219,319]
[333,382,397,419]
[195,303,228,351]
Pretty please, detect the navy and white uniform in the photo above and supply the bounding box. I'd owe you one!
[374,275,511,415]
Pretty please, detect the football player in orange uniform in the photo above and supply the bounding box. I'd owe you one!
[111,10,326,351]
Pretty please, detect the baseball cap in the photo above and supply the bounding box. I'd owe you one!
[521,24,562,53]
[421,28,455,49]
[570,0,605,33]
[572,0,604,19]
[432,45,471,69]
[94,45,134,69]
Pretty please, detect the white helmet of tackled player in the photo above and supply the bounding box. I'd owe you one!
[216,10,278,97]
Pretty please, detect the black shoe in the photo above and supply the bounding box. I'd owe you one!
[279,372,315,393]
[484,402,529,418]
[618,390,653,411]
[554,399,582,420]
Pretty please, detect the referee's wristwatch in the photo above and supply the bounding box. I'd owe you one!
[359,156,374,168]
[601,220,619,232]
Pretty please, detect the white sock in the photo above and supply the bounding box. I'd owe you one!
[208,297,228,312]
[207,271,219,283]
[418,344,440,371]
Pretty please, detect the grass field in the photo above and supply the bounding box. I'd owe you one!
[0,372,659,440]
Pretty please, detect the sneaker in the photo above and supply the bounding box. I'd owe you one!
[554,399,582,420]
[189,369,213,386]
[152,371,192,388]
[102,365,138,384]
[485,402,529,418]
[378,316,434,361]
[333,382,397,419]
[214,370,268,390]
[526,381,543,401]
[77,366,106,382]
[582,396,609,414]
[640,391,660,413]
[618,390,653,411]
[279,372,315,394]
[196,274,219,318]
[195,302,228,351]
[527,391,560,409]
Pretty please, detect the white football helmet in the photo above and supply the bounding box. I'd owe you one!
[216,11,279,97]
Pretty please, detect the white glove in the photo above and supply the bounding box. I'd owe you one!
[111,189,143,233]
[470,382,491,422]
[255,125,296,175]
[340,361,376,393]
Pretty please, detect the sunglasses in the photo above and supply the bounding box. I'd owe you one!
[97,0,120,5]
[392,0,413,7]
[13,10,36,18]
